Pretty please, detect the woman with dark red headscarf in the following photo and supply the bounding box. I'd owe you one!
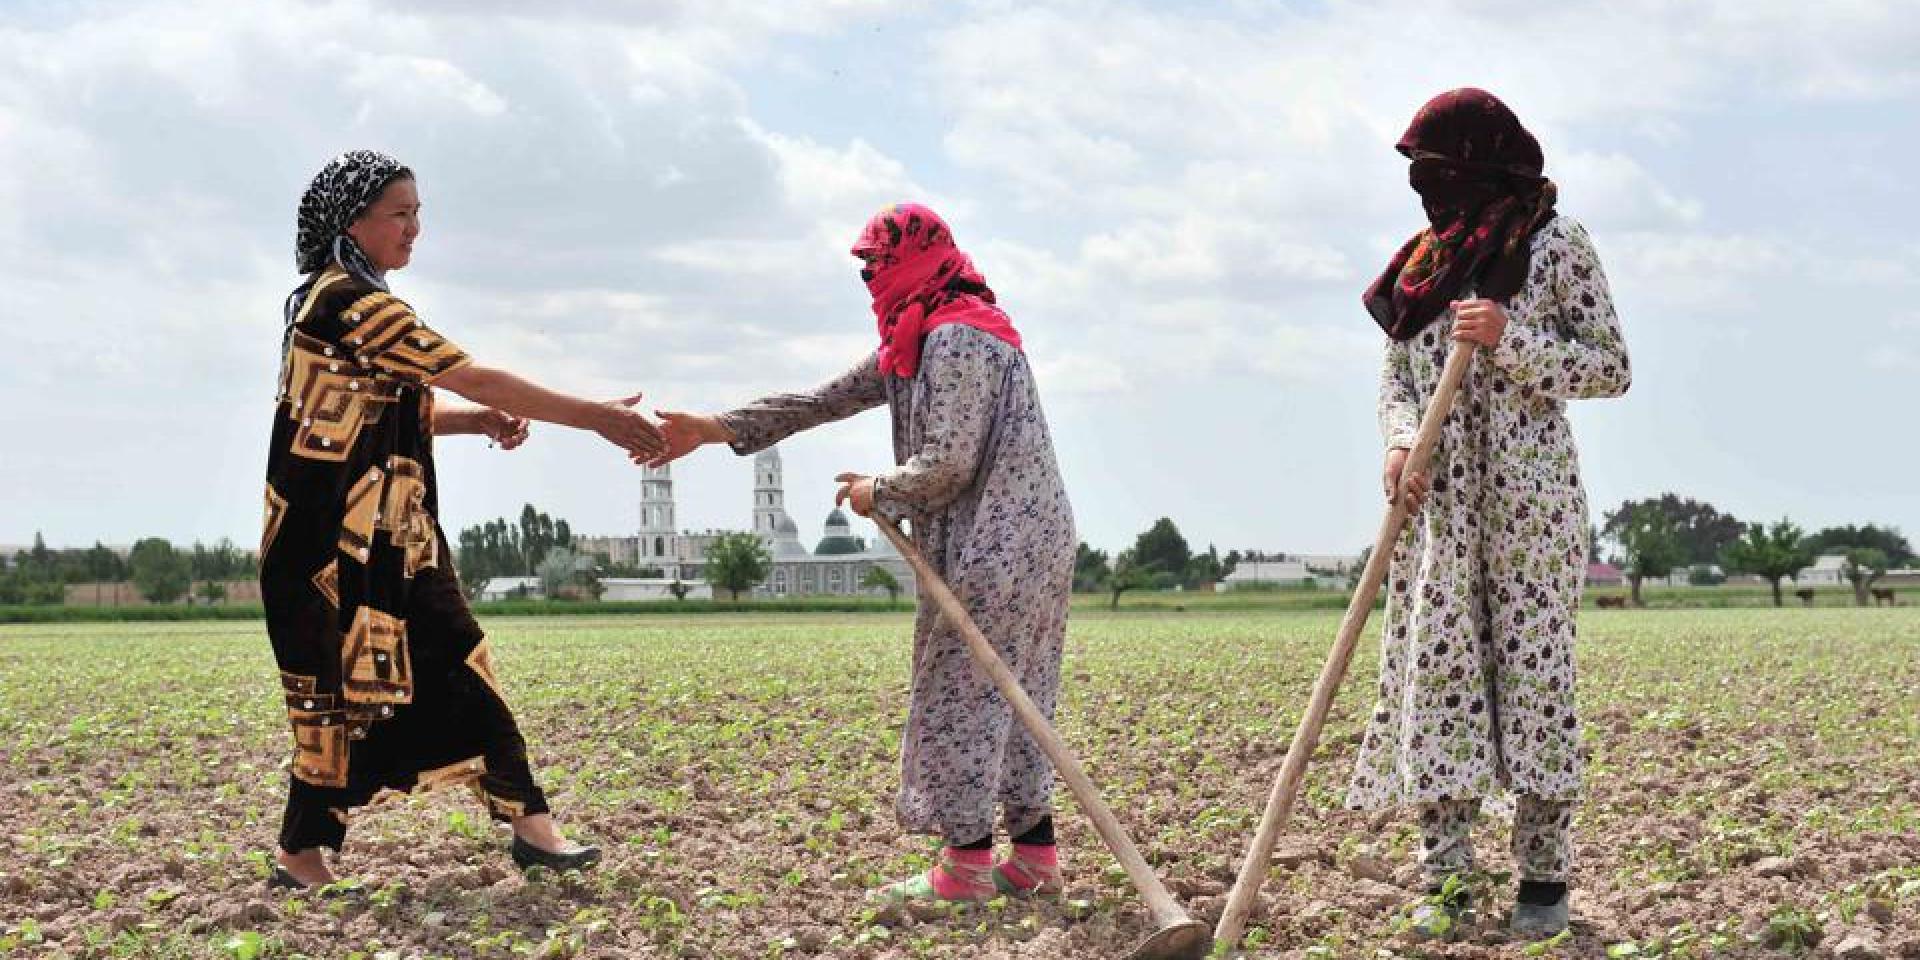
[650,204,1076,903]
[1345,90,1631,938]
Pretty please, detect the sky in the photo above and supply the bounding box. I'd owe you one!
[1,0,1914,558]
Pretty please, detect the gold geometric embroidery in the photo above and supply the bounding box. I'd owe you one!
[338,466,385,563]
[311,559,340,609]
[341,607,412,706]
[282,330,400,462]
[343,292,471,384]
[281,670,347,788]
[291,266,350,329]
[345,706,380,741]
[418,755,487,791]
[476,787,526,819]
[289,711,348,788]
[261,484,289,558]
[466,640,508,705]
[381,456,437,577]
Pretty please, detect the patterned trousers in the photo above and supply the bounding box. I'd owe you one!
[1417,796,1573,884]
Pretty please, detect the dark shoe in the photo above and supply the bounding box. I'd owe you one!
[267,866,363,900]
[1511,892,1570,937]
[267,866,306,891]
[510,834,602,873]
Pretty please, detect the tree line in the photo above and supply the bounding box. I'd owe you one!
[0,533,257,605]
[1601,494,1910,606]
[1071,501,1913,611]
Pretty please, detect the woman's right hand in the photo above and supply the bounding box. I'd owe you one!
[1384,446,1430,513]
[592,394,667,458]
[641,411,735,467]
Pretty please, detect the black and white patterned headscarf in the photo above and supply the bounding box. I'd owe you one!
[294,149,412,283]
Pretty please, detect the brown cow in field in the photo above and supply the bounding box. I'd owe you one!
[1795,588,1816,607]
[1595,596,1628,609]
[1872,587,1898,606]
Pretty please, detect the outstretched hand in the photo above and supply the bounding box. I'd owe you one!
[639,411,734,468]
[476,409,530,450]
[593,393,666,459]
[834,472,876,518]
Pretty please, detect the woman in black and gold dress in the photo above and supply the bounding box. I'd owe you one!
[260,150,662,888]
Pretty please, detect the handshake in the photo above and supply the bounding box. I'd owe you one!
[558,404,737,468]
[433,366,725,467]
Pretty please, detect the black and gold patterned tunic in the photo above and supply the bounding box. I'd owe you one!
[261,264,546,851]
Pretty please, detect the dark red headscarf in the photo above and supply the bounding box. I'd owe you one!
[1363,88,1558,341]
[853,203,1021,378]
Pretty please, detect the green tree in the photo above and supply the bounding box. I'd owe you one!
[1132,517,1191,578]
[1106,549,1149,610]
[1720,519,1810,607]
[667,578,691,601]
[1804,525,1913,567]
[1602,494,1744,567]
[457,506,577,596]
[82,543,127,582]
[861,565,902,601]
[1349,545,1375,589]
[1612,504,1685,607]
[1185,544,1223,589]
[1840,548,1890,607]
[536,547,589,600]
[1072,542,1110,593]
[188,538,250,598]
[704,532,771,601]
[128,538,191,605]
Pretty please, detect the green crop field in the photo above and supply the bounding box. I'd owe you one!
[1,609,1915,959]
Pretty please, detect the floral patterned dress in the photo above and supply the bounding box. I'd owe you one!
[1348,216,1630,810]
[720,324,1076,843]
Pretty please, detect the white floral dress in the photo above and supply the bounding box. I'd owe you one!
[1348,216,1630,809]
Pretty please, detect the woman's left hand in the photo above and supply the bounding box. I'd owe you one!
[477,408,530,450]
[834,472,876,517]
[1450,298,1509,348]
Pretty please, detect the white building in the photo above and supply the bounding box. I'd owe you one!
[1798,553,1849,586]
[600,578,714,602]
[574,445,915,599]
[1218,560,1316,590]
[476,576,542,603]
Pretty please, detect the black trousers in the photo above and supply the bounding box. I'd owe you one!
[279,568,548,853]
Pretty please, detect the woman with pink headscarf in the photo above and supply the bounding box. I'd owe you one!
[651,204,1076,902]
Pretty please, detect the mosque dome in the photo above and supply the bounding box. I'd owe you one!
[814,508,866,555]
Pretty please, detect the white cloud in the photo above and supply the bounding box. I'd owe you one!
[0,0,1915,556]
[344,55,508,117]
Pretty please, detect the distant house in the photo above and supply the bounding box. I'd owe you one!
[1664,564,1723,587]
[1585,563,1623,587]
[477,576,542,603]
[1297,554,1362,576]
[600,578,713,602]
[1798,553,1849,586]
[1219,560,1314,590]
[1882,569,1920,588]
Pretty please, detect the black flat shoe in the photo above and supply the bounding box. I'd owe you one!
[510,834,602,873]
[267,865,364,899]
[267,866,307,891]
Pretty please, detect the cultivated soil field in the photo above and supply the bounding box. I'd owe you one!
[0,609,1915,959]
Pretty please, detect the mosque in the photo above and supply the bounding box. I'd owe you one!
[573,446,916,599]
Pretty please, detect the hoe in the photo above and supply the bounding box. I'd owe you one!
[875,515,1210,960]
